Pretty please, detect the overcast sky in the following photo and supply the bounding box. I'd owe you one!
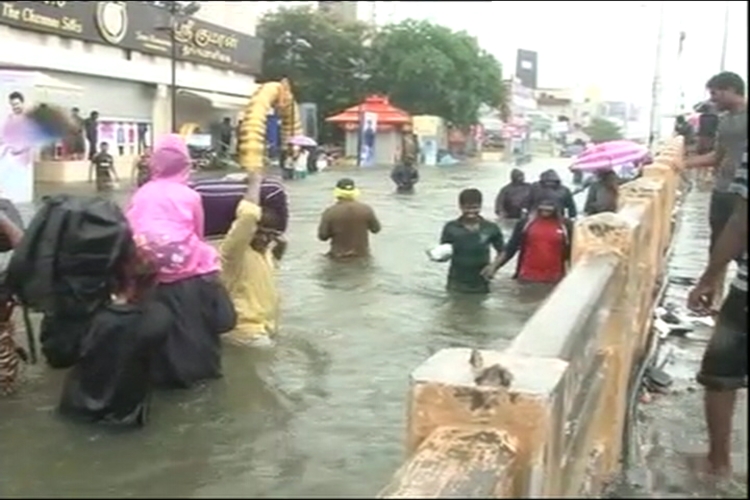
[256,1,748,108]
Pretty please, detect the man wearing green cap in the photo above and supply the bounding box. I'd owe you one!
[318,178,381,259]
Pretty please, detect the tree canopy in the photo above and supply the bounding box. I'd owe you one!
[368,20,504,127]
[257,6,371,141]
[257,8,505,136]
[583,117,625,143]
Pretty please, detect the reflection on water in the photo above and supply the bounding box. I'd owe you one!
[1,160,571,498]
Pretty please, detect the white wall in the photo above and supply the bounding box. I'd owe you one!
[0,26,256,97]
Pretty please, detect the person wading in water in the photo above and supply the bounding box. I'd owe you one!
[494,168,531,221]
[583,169,619,215]
[439,188,504,294]
[483,197,573,285]
[317,178,381,259]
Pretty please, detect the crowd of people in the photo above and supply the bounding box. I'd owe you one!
[0,72,746,490]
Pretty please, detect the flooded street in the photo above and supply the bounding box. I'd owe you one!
[1,159,572,498]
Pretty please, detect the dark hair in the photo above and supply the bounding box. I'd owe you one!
[90,110,99,118]
[706,72,745,96]
[8,91,23,103]
[71,107,80,113]
[112,237,158,303]
[458,188,483,206]
[259,208,283,232]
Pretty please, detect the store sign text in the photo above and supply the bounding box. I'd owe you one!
[1,1,83,35]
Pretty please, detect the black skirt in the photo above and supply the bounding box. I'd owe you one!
[150,273,236,389]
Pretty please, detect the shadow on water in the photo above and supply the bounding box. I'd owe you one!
[1,159,572,498]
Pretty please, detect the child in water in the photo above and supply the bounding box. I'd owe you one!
[439,188,504,294]
[220,173,288,348]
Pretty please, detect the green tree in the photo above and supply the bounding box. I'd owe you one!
[583,117,624,143]
[257,6,371,141]
[367,20,505,127]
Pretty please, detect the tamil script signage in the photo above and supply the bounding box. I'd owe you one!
[0,1,263,75]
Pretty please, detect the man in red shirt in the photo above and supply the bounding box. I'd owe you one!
[482,197,573,284]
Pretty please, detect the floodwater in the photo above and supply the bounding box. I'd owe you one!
[0,159,573,498]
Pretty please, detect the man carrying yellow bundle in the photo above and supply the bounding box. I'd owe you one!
[220,173,288,349]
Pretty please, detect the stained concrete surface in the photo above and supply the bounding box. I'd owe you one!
[618,187,748,498]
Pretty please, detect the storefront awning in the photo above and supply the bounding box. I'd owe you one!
[178,89,249,110]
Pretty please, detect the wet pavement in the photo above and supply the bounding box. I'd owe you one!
[1,159,575,498]
[619,187,748,499]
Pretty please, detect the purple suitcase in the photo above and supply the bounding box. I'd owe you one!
[190,177,288,238]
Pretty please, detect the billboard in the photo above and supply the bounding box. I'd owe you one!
[515,49,539,90]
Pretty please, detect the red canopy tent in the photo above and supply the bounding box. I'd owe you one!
[326,95,412,131]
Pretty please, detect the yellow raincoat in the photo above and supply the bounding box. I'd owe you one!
[219,200,278,343]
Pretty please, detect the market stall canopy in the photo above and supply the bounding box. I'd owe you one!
[178,89,249,110]
[326,95,411,129]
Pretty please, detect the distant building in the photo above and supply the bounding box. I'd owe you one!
[318,1,358,23]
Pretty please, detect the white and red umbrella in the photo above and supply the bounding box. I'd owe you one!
[570,140,650,172]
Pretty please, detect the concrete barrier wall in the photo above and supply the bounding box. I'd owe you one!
[378,137,686,498]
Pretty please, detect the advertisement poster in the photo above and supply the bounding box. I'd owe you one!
[360,112,377,167]
[0,70,36,204]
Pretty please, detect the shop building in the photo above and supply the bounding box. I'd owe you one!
[0,1,263,189]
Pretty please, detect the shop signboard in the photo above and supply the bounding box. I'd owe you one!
[0,1,263,75]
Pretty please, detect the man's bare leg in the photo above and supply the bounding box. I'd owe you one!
[704,388,737,477]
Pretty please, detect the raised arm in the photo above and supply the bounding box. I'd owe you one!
[219,173,262,262]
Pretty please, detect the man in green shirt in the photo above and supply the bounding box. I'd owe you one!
[439,188,504,294]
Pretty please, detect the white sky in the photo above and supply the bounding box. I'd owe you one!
[255,1,748,108]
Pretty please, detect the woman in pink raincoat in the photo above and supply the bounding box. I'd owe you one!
[127,134,235,389]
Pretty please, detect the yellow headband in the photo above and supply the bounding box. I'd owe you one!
[334,187,360,200]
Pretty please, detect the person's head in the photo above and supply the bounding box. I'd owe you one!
[510,168,525,184]
[334,178,359,201]
[599,169,618,189]
[90,110,99,120]
[458,188,483,221]
[536,197,560,219]
[539,169,561,188]
[149,133,191,182]
[71,107,80,117]
[675,115,686,125]
[8,91,24,115]
[223,117,231,124]
[99,141,109,153]
[250,209,283,252]
[706,72,745,111]
[142,146,152,157]
[259,177,289,233]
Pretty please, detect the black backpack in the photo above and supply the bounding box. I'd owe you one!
[6,195,131,367]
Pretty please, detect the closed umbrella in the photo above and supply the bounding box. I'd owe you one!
[570,140,650,172]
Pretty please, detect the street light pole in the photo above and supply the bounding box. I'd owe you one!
[719,1,730,71]
[155,1,200,134]
[648,1,666,149]
[169,1,178,133]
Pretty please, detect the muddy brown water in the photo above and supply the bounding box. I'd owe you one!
[1,160,575,498]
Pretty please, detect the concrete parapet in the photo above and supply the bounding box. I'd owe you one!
[379,137,685,497]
